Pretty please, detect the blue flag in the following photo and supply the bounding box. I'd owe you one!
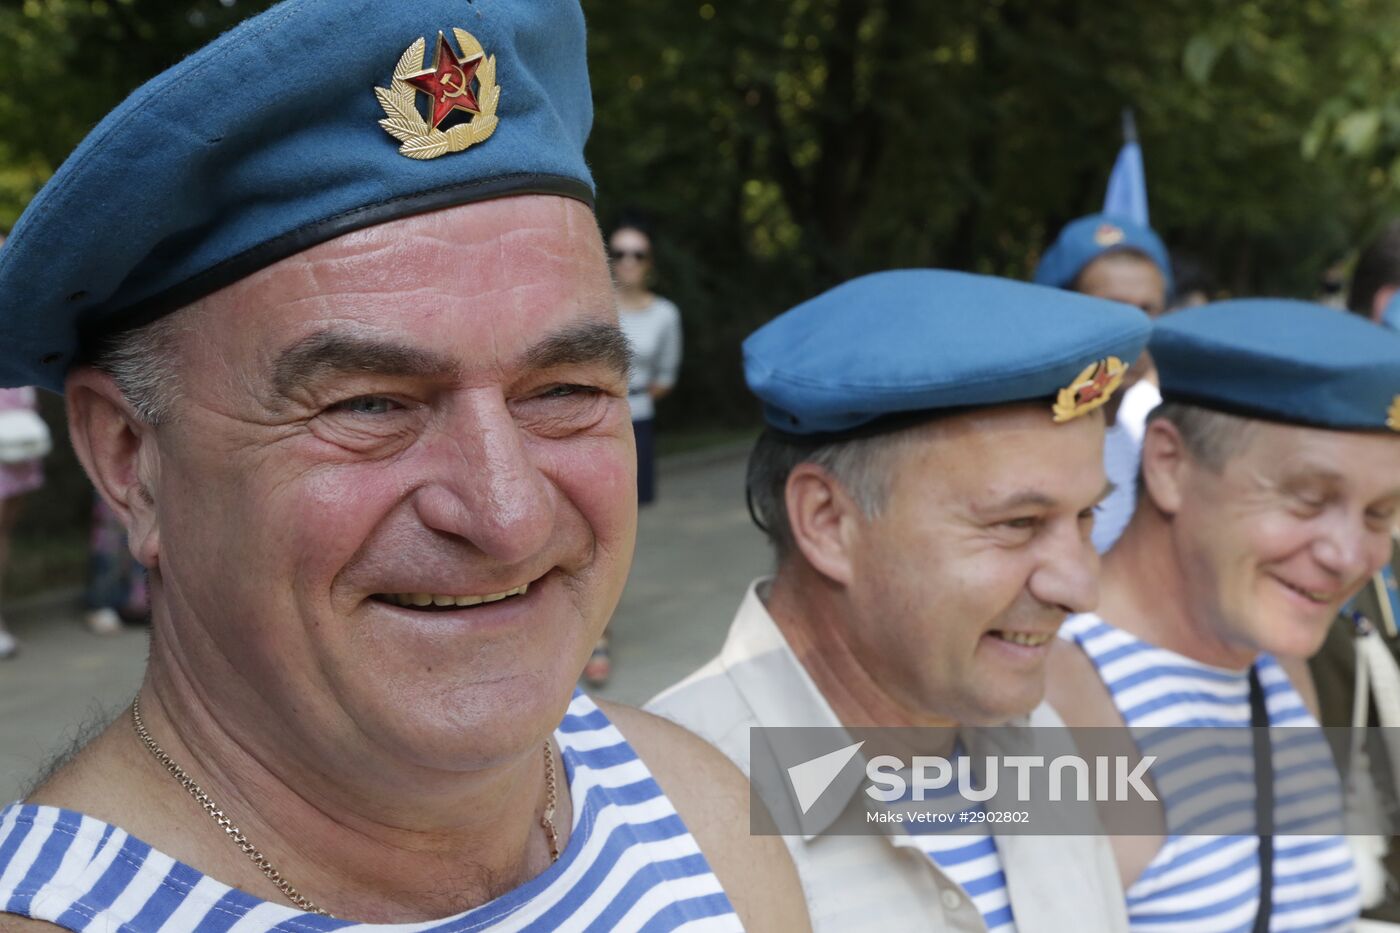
[1103,109,1149,225]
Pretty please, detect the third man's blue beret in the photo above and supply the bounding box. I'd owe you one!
[1152,299,1400,433]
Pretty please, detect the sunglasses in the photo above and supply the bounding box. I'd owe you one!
[609,248,650,262]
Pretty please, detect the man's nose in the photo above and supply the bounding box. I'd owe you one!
[411,392,555,565]
[1313,513,1385,584]
[1029,521,1100,616]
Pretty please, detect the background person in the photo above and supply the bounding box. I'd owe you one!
[586,219,683,687]
[82,492,148,635]
[0,384,47,659]
[1034,214,1171,554]
[1347,220,1400,324]
[609,218,682,506]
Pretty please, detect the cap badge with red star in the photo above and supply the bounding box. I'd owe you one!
[375,28,501,160]
[1052,357,1126,423]
[1093,223,1125,248]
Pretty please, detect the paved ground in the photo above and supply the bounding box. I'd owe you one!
[0,442,768,802]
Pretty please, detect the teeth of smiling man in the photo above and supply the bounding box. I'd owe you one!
[996,631,1052,647]
[382,583,530,608]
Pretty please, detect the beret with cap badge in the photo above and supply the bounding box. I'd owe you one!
[0,0,594,391]
[1151,299,1400,434]
[1034,212,1173,297]
[743,269,1152,438]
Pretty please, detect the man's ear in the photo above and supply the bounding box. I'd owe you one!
[1140,418,1188,517]
[64,367,161,569]
[785,463,863,587]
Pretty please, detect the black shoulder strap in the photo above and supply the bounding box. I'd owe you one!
[1249,664,1274,933]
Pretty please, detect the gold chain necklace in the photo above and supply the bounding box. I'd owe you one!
[131,696,562,915]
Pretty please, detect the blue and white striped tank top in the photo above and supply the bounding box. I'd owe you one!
[1060,613,1360,932]
[918,828,1016,931]
[884,748,1017,931]
[0,691,741,932]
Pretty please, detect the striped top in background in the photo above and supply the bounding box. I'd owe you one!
[1060,614,1360,932]
[0,690,741,932]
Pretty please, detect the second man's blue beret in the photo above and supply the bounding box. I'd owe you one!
[743,269,1152,437]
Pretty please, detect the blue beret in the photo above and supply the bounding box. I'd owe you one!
[1152,299,1400,433]
[0,0,593,391]
[743,269,1152,437]
[1034,213,1173,296]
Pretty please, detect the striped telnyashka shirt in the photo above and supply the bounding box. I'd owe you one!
[885,749,1017,932]
[917,828,1016,931]
[0,690,741,932]
[1060,613,1361,932]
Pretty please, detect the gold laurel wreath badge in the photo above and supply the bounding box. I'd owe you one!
[1052,357,1126,423]
[375,30,501,161]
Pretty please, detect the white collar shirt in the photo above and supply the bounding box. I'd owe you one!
[648,580,1130,933]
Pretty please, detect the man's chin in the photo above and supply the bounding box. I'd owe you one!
[349,673,578,770]
[956,688,1045,728]
[1244,609,1333,662]
[1256,626,1332,662]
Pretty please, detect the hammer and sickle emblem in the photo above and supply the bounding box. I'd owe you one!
[441,65,470,98]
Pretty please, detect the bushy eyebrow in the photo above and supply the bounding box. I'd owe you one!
[519,319,632,379]
[1275,465,1345,488]
[271,331,462,401]
[269,319,633,403]
[980,481,1116,515]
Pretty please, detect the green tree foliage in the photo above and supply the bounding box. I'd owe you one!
[0,0,281,227]
[1301,0,1400,227]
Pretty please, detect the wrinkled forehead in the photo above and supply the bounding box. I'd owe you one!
[183,195,614,369]
[890,403,1108,512]
[922,400,1105,445]
[899,402,1108,491]
[1225,418,1400,495]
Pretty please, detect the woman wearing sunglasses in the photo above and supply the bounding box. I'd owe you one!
[586,219,683,687]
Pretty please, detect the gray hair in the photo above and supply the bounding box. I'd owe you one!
[1145,400,1257,471]
[746,427,908,565]
[90,313,185,425]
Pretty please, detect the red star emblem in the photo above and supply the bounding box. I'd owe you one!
[405,32,484,129]
[1075,364,1113,404]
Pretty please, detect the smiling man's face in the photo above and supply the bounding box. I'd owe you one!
[1171,421,1400,659]
[843,404,1108,726]
[146,195,636,772]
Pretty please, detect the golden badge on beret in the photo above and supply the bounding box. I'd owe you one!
[1053,357,1126,423]
[1094,223,1125,247]
[375,29,501,160]
[1388,395,1400,432]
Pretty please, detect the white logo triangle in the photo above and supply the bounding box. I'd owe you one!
[786,741,865,815]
